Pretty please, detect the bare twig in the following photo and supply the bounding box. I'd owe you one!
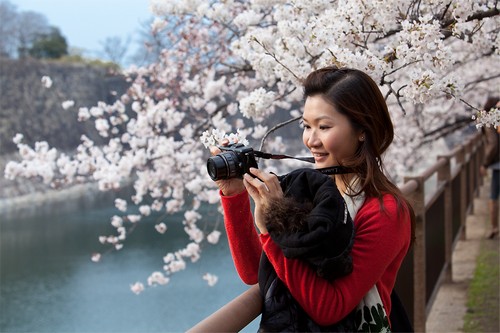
[252,37,301,82]
[259,115,302,151]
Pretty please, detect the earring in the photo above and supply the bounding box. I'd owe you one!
[360,136,365,141]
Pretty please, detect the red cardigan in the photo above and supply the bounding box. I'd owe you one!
[221,190,411,326]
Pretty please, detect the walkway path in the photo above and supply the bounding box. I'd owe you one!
[426,178,499,332]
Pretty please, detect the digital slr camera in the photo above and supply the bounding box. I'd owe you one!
[206,143,258,181]
[206,143,348,181]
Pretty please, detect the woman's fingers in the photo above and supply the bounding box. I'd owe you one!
[209,146,221,156]
[209,138,238,156]
[243,168,282,199]
[244,173,269,193]
[242,177,255,195]
[243,168,281,236]
[249,168,281,193]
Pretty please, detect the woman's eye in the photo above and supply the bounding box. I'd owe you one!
[319,125,330,130]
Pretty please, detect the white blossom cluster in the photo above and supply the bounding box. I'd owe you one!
[474,106,500,128]
[5,0,499,293]
[200,129,250,148]
[41,76,52,88]
[239,88,276,121]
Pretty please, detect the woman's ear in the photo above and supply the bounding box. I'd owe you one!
[359,132,365,142]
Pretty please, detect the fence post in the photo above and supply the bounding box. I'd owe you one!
[472,133,483,198]
[403,175,426,333]
[456,146,467,240]
[465,139,475,212]
[436,155,452,282]
[477,132,485,188]
[472,136,479,200]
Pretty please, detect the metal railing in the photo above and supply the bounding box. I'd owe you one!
[188,131,485,333]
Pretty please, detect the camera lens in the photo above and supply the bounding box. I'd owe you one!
[207,156,226,180]
[207,152,240,181]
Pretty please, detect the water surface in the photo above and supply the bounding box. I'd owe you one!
[1,200,259,332]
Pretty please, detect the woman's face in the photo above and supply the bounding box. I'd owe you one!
[302,95,363,168]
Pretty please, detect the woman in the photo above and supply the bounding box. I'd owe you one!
[211,66,415,331]
[479,97,500,239]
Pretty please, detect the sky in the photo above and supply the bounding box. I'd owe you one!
[10,0,153,62]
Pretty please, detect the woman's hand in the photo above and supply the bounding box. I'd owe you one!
[243,167,283,234]
[209,142,245,196]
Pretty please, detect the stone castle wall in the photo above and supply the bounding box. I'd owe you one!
[0,58,130,200]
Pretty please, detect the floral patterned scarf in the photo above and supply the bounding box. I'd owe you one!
[343,178,391,332]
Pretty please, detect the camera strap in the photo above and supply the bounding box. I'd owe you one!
[253,151,315,163]
[253,151,352,174]
[316,166,352,175]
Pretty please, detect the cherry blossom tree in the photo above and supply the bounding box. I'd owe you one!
[4,0,499,293]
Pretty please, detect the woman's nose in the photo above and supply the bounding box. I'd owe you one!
[306,130,320,147]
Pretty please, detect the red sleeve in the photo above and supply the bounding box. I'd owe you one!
[220,190,261,285]
[260,195,411,326]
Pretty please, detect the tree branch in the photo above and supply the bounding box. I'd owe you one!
[259,115,302,151]
[441,7,500,39]
[420,116,474,145]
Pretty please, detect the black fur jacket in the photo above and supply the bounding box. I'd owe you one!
[258,168,356,332]
[266,167,354,279]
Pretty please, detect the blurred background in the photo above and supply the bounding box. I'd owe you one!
[0,1,260,332]
[1,0,152,68]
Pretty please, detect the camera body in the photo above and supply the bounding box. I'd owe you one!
[207,143,258,181]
